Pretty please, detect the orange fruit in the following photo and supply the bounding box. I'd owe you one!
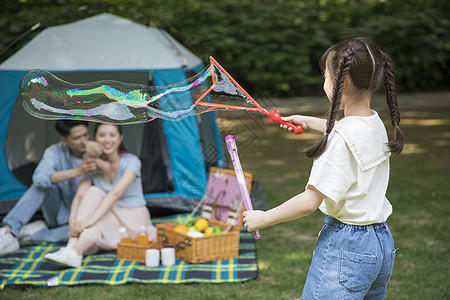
[173,224,189,234]
[204,227,214,236]
[194,218,209,232]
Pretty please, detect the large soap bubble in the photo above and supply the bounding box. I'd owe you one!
[20,69,209,124]
[19,57,303,133]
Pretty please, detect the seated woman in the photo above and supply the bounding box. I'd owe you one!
[45,123,156,268]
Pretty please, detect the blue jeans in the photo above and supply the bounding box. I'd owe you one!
[2,184,70,242]
[301,215,396,300]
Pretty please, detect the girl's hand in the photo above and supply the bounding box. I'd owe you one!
[281,115,328,133]
[68,220,90,237]
[69,219,82,238]
[242,210,266,232]
[280,115,309,131]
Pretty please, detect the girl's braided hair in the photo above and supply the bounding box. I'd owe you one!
[304,37,404,159]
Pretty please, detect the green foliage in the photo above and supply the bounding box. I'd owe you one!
[0,0,448,96]
[363,0,450,91]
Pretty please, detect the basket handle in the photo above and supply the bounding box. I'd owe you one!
[158,228,192,249]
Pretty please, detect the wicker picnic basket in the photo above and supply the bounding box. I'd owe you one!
[156,167,252,263]
[156,219,241,263]
[117,240,160,263]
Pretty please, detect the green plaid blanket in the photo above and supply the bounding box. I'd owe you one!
[0,214,257,289]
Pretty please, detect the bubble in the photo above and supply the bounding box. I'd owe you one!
[19,59,261,124]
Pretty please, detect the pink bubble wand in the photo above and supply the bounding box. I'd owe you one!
[226,135,261,239]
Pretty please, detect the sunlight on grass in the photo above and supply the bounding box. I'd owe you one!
[259,170,304,185]
[283,131,322,141]
[433,139,450,146]
[431,131,450,138]
[401,118,450,126]
[257,260,271,270]
[402,143,426,154]
[263,159,286,166]
[258,139,275,145]
[284,251,312,262]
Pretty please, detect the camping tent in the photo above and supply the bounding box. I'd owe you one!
[0,13,225,216]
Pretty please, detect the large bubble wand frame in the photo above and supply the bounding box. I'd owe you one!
[196,57,303,135]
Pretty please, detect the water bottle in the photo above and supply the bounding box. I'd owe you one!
[119,226,133,244]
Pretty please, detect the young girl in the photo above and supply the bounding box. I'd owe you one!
[243,37,404,299]
[45,123,156,268]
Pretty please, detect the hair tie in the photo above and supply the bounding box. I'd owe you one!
[324,132,329,136]
[351,48,355,54]
[394,125,400,129]
[362,42,376,83]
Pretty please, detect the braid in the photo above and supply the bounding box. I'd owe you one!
[305,48,354,159]
[382,51,405,155]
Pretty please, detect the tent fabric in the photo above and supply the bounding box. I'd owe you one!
[0,13,225,214]
[0,71,30,201]
[153,69,207,199]
[140,119,174,194]
[0,13,202,71]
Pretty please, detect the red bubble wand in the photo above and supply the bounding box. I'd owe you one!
[195,57,303,135]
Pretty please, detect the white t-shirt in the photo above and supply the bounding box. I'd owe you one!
[307,111,393,225]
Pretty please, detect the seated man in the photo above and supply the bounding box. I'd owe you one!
[0,120,102,255]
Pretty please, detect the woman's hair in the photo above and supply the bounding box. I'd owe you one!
[305,37,404,159]
[93,123,127,154]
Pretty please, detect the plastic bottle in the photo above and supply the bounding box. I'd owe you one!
[118,226,134,244]
[137,225,150,246]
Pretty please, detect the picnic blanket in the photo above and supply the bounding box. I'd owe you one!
[0,214,257,289]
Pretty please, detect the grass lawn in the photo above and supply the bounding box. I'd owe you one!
[2,108,449,299]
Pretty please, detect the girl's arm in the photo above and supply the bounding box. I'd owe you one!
[243,186,324,232]
[280,115,327,133]
[82,171,137,228]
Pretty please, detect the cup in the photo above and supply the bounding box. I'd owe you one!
[161,247,176,266]
[145,249,160,267]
